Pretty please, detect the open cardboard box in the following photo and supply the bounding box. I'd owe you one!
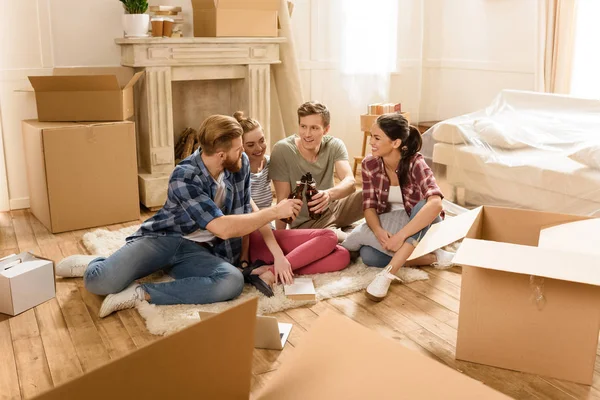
[27,70,143,122]
[192,0,279,37]
[409,206,600,385]
[34,297,508,399]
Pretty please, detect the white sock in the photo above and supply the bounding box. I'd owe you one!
[433,249,455,268]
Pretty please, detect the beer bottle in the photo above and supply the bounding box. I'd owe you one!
[280,179,306,225]
[304,172,321,220]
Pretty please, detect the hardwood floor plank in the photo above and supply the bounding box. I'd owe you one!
[423,266,463,286]
[9,310,53,399]
[117,309,159,349]
[423,274,462,300]
[389,283,457,322]
[10,210,40,254]
[0,315,21,400]
[405,280,460,313]
[0,212,18,250]
[34,300,84,386]
[384,289,458,347]
[54,280,111,372]
[345,291,422,333]
[77,286,139,361]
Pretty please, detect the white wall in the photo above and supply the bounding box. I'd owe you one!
[418,0,539,121]
[0,0,540,211]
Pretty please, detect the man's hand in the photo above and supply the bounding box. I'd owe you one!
[374,227,392,247]
[307,190,331,214]
[275,199,302,220]
[273,254,294,285]
[384,230,407,252]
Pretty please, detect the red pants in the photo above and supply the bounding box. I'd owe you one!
[249,229,350,275]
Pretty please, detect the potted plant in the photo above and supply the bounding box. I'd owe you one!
[120,0,149,38]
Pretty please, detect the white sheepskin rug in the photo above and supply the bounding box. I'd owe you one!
[82,225,442,336]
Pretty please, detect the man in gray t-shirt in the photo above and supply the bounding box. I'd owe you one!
[269,102,363,238]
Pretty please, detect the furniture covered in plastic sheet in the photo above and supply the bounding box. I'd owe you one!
[422,90,600,216]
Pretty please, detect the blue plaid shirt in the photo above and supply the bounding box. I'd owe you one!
[129,149,253,265]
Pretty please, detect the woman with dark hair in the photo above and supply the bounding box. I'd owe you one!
[361,113,454,301]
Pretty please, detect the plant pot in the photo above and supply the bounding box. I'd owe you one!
[122,14,150,38]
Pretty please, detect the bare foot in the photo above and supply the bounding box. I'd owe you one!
[250,265,271,276]
[258,269,276,287]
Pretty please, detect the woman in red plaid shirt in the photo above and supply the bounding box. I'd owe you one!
[361,113,455,301]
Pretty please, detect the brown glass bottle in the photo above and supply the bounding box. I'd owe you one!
[280,179,305,225]
[304,172,321,220]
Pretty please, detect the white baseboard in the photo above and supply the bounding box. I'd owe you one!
[10,197,30,210]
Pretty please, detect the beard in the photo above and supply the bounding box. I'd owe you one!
[223,155,242,173]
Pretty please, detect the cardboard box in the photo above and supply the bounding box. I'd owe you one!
[192,0,279,37]
[0,252,55,316]
[360,111,411,131]
[408,206,600,385]
[199,311,293,350]
[27,72,143,122]
[34,298,508,399]
[22,120,140,233]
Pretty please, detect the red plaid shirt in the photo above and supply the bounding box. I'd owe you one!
[361,153,444,218]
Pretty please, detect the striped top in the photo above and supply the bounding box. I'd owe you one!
[250,156,273,209]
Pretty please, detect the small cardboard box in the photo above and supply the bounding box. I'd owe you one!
[192,0,279,37]
[0,252,55,316]
[34,298,508,399]
[22,120,140,233]
[27,72,143,122]
[408,206,600,385]
[360,111,411,131]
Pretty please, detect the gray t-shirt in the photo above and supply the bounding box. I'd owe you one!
[269,134,349,227]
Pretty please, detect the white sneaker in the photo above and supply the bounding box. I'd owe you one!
[56,255,97,277]
[366,265,403,302]
[432,249,455,269]
[99,284,145,318]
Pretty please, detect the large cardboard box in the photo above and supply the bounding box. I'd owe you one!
[0,252,55,316]
[27,72,143,122]
[22,120,140,233]
[34,298,508,399]
[192,0,279,37]
[408,206,600,385]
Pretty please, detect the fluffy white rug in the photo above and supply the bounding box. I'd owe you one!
[82,225,439,336]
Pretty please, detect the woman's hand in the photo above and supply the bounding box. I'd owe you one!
[273,254,294,285]
[374,227,392,247]
[384,230,407,252]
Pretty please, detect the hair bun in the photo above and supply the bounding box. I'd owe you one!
[233,111,245,121]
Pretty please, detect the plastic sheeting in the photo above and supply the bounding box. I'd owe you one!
[423,90,600,216]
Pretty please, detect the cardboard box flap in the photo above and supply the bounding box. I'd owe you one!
[454,238,600,286]
[539,219,600,255]
[193,0,279,10]
[123,71,144,90]
[257,312,509,399]
[28,75,121,92]
[408,206,483,260]
[34,298,258,400]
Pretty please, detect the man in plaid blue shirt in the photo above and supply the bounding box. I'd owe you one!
[56,115,301,317]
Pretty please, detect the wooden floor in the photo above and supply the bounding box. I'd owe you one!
[1,209,600,400]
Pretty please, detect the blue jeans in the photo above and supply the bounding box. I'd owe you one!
[84,235,244,305]
[360,199,442,268]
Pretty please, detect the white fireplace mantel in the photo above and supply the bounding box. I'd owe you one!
[115,37,285,209]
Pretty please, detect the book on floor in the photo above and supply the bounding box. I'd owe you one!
[284,277,316,301]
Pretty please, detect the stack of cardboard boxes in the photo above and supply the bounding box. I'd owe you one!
[22,69,143,234]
